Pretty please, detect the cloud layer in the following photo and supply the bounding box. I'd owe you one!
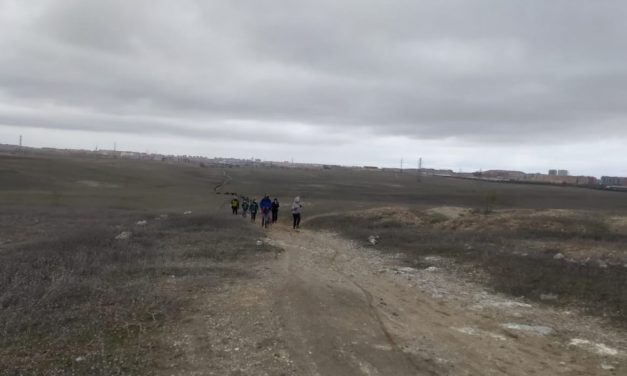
[1,0,626,174]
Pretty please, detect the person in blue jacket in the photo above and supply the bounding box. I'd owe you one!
[259,194,273,228]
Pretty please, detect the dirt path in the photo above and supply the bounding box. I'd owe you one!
[157,224,626,375]
[214,170,233,193]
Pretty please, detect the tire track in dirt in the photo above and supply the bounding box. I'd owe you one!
[268,226,438,375]
[267,226,627,375]
[349,278,440,376]
[320,240,438,374]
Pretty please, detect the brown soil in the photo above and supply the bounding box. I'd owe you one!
[153,223,627,375]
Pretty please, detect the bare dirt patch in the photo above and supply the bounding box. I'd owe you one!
[264,227,627,375]
[308,207,627,326]
[152,259,296,376]
[350,206,425,226]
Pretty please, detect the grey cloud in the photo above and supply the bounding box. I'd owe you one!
[0,102,346,146]
[1,0,627,146]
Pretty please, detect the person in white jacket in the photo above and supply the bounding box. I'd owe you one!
[291,196,302,229]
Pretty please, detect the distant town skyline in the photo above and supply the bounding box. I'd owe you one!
[2,1,627,177]
[2,135,624,180]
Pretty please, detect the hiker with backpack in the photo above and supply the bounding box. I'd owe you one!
[241,198,249,218]
[230,197,240,215]
[271,198,280,223]
[249,199,259,222]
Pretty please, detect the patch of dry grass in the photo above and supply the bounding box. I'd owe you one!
[308,207,627,325]
[0,211,267,375]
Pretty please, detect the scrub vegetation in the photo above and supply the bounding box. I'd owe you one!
[308,208,627,324]
[2,152,627,373]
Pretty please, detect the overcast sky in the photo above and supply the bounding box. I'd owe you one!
[1,0,626,176]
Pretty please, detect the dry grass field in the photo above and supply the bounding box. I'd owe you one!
[309,207,627,324]
[2,152,627,375]
[0,154,274,374]
[3,152,627,214]
[0,208,277,374]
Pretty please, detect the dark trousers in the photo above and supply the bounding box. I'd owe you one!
[261,210,271,228]
[250,212,256,221]
[232,207,238,215]
[292,213,301,229]
[272,210,278,223]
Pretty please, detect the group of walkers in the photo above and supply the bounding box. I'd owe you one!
[230,195,303,229]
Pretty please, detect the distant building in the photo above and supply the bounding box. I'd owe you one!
[528,173,597,186]
[574,176,598,186]
[481,170,527,180]
[601,176,627,187]
[547,169,569,177]
[363,166,379,170]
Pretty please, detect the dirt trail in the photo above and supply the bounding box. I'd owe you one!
[157,224,626,375]
[267,226,626,375]
[214,170,233,193]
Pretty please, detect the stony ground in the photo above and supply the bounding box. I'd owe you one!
[153,222,627,375]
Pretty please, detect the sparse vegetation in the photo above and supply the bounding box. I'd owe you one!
[3,153,627,373]
[309,209,627,325]
[0,210,268,375]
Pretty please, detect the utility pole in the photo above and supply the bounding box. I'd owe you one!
[417,157,422,182]
[19,135,22,148]
[400,158,404,173]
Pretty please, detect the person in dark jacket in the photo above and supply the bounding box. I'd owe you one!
[259,194,272,228]
[271,198,280,223]
[241,198,249,218]
[249,199,259,222]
